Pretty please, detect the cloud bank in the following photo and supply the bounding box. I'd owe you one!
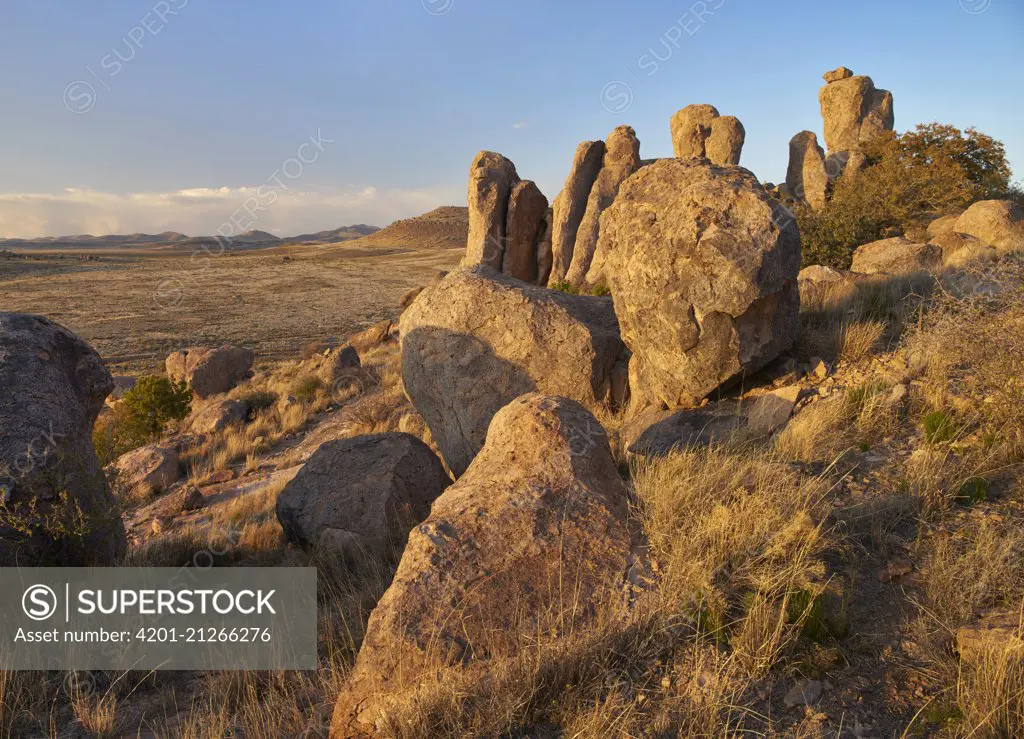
[0,183,463,239]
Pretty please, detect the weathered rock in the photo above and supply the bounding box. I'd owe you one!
[400,267,626,475]
[850,237,941,275]
[464,151,519,269]
[956,612,1023,665]
[596,159,801,410]
[0,313,127,565]
[818,72,894,153]
[331,394,634,736]
[502,180,549,283]
[567,125,641,289]
[926,213,963,240]
[784,680,824,708]
[113,445,180,499]
[276,433,450,564]
[548,141,606,286]
[786,131,829,210]
[619,403,746,457]
[670,103,719,158]
[823,66,854,83]
[165,345,254,399]
[930,231,998,267]
[706,115,745,165]
[398,286,424,310]
[348,320,392,354]
[953,199,1024,254]
[535,207,554,286]
[318,345,361,385]
[187,399,249,434]
[798,265,861,309]
[747,385,802,435]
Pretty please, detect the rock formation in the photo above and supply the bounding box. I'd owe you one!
[165,345,254,399]
[595,159,801,410]
[786,131,829,210]
[670,104,746,165]
[565,125,641,289]
[850,237,942,275]
[0,313,127,565]
[276,433,450,566]
[502,180,549,282]
[548,140,606,286]
[400,267,627,475]
[331,394,635,736]
[186,398,250,434]
[464,151,520,270]
[818,67,894,155]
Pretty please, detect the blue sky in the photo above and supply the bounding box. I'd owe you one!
[1,0,1021,238]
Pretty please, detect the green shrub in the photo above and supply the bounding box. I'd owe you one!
[290,375,324,404]
[956,477,989,506]
[93,375,191,464]
[923,410,956,444]
[798,123,1013,268]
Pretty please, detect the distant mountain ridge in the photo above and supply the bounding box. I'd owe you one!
[351,206,468,250]
[0,224,381,249]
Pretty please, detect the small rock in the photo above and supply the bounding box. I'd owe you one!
[879,556,914,583]
[748,385,802,435]
[180,486,204,512]
[809,357,830,380]
[784,679,823,708]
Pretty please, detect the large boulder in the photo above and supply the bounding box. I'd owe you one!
[502,180,549,283]
[786,131,829,210]
[112,445,180,500]
[400,267,627,475]
[275,433,449,564]
[670,103,719,158]
[670,105,745,165]
[818,70,894,154]
[706,115,746,166]
[165,345,254,399]
[331,394,635,736]
[930,231,998,268]
[548,140,606,286]
[953,199,1024,254]
[0,313,126,565]
[566,126,641,289]
[596,159,801,410]
[464,151,520,269]
[850,237,942,275]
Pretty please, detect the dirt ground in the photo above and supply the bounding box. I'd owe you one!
[0,244,462,374]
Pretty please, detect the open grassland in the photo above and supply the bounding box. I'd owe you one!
[0,244,462,374]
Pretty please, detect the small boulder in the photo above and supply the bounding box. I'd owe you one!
[670,103,719,159]
[0,313,127,565]
[275,433,450,563]
[747,385,802,435]
[786,131,829,210]
[400,267,626,475]
[705,115,745,166]
[331,395,634,735]
[956,612,1023,665]
[187,399,249,435]
[850,237,942,275]
[926,213,963,240]
[348,320,392,354]
[113,445,181,500]
[822,66,854,83]
[165,345,254,399]
[930,231,998,267]
[318,345,361,386]
[784,680,823,708]
[798,265,859,308]
[953,199,1024,254]
[619,403,746,458]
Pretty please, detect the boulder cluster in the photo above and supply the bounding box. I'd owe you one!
[784,66,895,209]
[670,103,746,165]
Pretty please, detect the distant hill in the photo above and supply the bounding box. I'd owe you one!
[0,225,380,250]
[351,206,467,250]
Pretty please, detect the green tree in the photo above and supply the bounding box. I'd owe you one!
[797,123,1014,268]
[93,376,191,464]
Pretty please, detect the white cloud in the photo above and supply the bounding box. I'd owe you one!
[512,120,532,130]
[0,183,462,239]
